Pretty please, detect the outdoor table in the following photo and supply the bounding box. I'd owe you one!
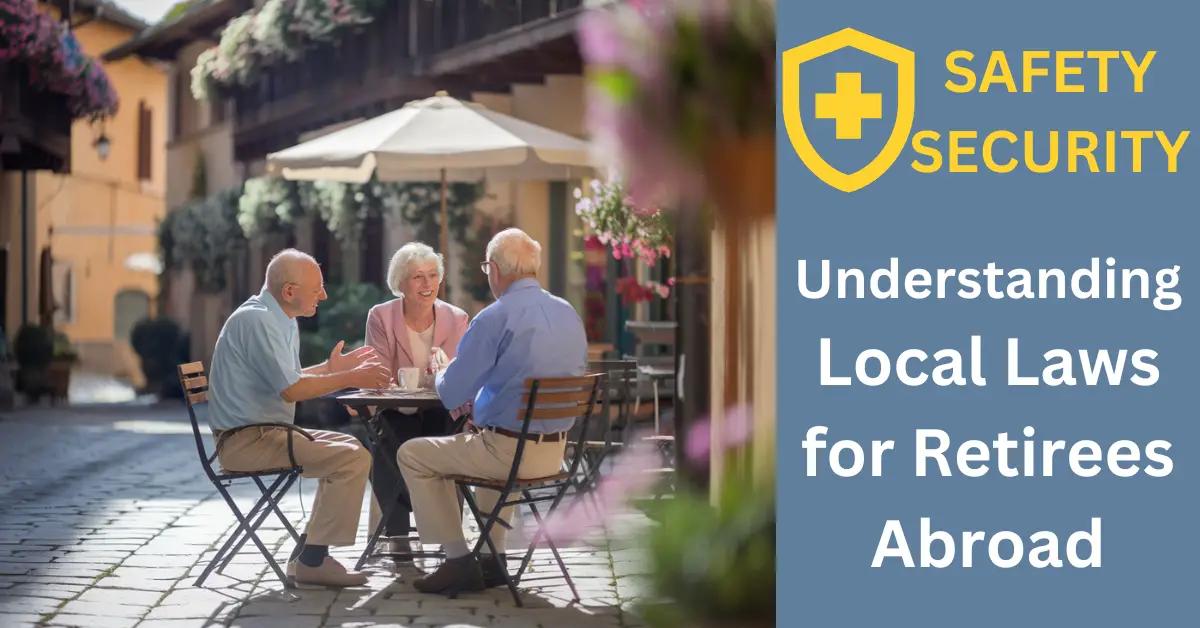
[337,389,457,569]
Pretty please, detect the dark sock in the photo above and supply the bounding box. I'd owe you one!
[298,544,328,567]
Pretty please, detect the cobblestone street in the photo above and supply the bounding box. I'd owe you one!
[0,404,650,628]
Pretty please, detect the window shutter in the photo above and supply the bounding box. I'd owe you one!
[137,101,152,180]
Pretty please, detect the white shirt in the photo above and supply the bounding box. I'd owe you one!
[408,323,434,371]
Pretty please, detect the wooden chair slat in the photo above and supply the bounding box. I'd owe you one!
[182,376,208,391]
[520,389,595,405]
[523,375,597,389]
[179,362,205,376]
[529,405,587,420]
[188,390,208,405]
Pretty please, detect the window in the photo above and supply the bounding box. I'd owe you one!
[137,100,152,180]
[114,290,150,341]
[52,261,73,325]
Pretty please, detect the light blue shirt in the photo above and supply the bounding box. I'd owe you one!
[207,290,303,432]
[436,278,587,433]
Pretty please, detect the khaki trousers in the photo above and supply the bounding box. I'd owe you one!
[217,427,371,547]
[396,430,565,551]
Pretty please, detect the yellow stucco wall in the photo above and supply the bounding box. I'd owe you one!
[30,16,168,380]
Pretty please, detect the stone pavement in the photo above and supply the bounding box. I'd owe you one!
[0,404,651,627]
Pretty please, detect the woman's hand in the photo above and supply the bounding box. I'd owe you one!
[429,347,449,371]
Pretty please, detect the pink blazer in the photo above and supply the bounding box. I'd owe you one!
[364,296,470,378]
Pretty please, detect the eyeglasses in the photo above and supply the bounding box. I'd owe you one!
[479,260,492,274]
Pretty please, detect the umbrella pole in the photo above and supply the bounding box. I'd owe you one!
[439,168,449,299]
[439,168,449,256]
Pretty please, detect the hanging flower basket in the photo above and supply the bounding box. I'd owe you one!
[574,176,674,304]
[579,0,775,215]
[191,0,383,100]
[0,0,119,120]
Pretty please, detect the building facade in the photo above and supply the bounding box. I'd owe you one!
[3,0,165,387]
[108,0,634,368]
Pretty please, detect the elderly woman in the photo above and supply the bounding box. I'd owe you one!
[364,242,469,555]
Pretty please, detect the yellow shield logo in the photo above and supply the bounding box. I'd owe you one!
[783,28,915,193]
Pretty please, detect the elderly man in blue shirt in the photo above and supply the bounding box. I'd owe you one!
[397,228,587,595]
[209,249,391,587]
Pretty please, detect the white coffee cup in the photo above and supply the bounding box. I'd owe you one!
[397,367,422,391]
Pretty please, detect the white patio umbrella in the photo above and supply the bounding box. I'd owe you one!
[266,91,598,256]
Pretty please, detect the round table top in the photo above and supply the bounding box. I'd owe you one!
[336,389,444,410]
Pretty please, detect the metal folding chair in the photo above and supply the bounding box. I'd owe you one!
[178,362,312,588]
[449,374,603,606]
[573,360,638,494]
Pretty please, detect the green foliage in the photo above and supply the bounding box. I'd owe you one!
[130,318,189,397]
[52,331,78,363]
[392,181,481,248]
[640,472,775,627]
[460,212,510,303]
[160,187,247,293]
[301,179,481,247]
[14,325,53,370]
[192,0,380,100]
[298,282,389,366]
[238,177,307,237]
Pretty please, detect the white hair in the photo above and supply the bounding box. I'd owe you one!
[264,249,318,297]
[486,228,541,277]
[387,242,444,297]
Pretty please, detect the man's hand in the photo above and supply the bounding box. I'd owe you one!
[328,340,380,374]
[346,360,392,390]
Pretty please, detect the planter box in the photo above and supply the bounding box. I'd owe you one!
[46,359,73,403]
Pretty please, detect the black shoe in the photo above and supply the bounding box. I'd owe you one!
[480,553,510,588]
[413,555,484,596]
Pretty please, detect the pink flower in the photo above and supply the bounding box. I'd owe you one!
[685,404,753,465]
[576,11,625,66]
[538,436,664,545]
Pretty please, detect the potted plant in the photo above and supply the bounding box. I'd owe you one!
[541,407,773,627]
[640,471,775,628]
[46,331,78,403]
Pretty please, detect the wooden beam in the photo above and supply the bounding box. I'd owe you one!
[415,7,583,77]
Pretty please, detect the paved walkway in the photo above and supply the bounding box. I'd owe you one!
[0,404,650,627]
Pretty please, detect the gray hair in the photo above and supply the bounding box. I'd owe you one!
[264,249,318,297]
[387,242,444,297]
[486,228,541,277]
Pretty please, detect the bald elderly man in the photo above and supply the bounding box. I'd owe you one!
[208,249,391,587]
[398,228,587,595]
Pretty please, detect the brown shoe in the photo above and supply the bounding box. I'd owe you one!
[413,555,484,596]
[294,557,368,588]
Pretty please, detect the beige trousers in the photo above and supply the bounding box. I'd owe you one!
[217,427,371,547]
[396,430,565,551]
